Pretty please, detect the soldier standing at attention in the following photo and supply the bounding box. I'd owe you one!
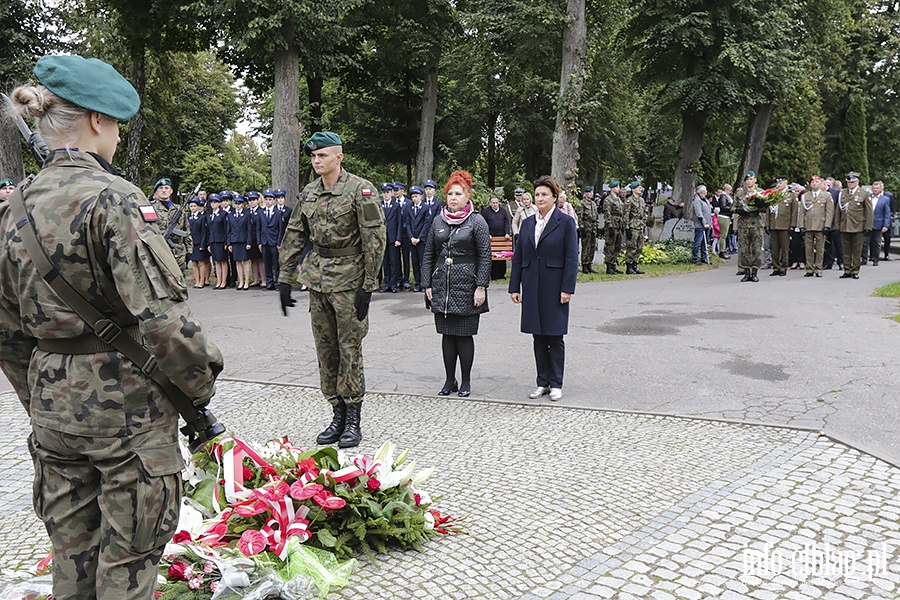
[279,132,386,448]
[575,185,599,273]
[0,55,223,600]
[603,180,625,274]
[624,181,646,274]
[734,170,765,282]
[798,175,834,277]
[837,171,873,279]
[765,176,798,277]
[150,177,190,273]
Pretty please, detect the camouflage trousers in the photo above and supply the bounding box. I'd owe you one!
[579,229,597,266]
[737,217,763,270]
[604,228,623,265]
[625,229,644,264]
[172,243,188,273]
[28,422,183,600]
[309,289,369,405]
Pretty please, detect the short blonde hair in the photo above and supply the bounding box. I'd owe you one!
[10,84,89,149]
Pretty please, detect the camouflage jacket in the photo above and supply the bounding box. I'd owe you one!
[280,168,387,293]
[0,151,223,437]
[623,194,645,230]
[603,194,626,228]
[574,197,599,230]
[151,198,191,253]
[734,186,766,220]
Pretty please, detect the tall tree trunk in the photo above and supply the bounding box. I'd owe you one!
[125,44,146,186]
[415,63,438,184]
[735,103,773,189]
[674,109,705,220]
[486,112,498,188]
[0,117,24,182]
[273,20,301,205]
[550,0,586,190]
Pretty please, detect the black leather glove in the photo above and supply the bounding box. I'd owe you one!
[354,288,372,321]
[735,207,748,217]
[279,282,296,316]
[764,226,771,235]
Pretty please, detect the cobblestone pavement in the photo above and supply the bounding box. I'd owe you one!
[1,381,898,599]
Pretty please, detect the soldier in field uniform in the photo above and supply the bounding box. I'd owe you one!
[0,55,222,600]
[150,177,190,273]
[837,171,873,279]
[603,180,625,274]
[574,185,599,273]
[279,132,386,449]
[623,181,646,274]
[734,170,765,282]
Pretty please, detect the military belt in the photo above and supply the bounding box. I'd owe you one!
[312,244,362,258]
[37,324,142,354]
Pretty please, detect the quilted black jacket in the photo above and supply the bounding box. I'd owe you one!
[421,212,491,316]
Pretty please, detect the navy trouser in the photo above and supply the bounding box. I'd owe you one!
[533,334,565,388]
[262,244,279,283]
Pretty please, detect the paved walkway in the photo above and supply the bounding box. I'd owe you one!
[1,259,899,598]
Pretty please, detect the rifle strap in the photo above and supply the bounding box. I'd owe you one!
[7,182,206,427]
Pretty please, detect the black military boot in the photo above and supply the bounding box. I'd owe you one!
[741,270,752,282]
[626,262,636,274]
[606,263,616,275]
[338,402,362,448]
[582,264,591,274]
[750,268,759,282]
[316,400,346,445]
[736,269,747,276]
[613,264,624,274]
[633,263,645,274]
[588,265,598,273]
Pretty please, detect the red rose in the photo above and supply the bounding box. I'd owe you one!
[366,478,381,492]
[171,530,192,543]
[167,560,193,581]
[263,466,278,479]
[243,466,254,480]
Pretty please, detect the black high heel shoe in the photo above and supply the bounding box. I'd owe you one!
[438,380,458,396]
[458,384,471,398]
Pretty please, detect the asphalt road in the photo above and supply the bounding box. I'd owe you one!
[3,259,899,465]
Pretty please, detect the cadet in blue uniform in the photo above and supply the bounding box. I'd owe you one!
[246,191,265,286]
[422,179,442,219]
[258,189,283,290]
[207,194,230,289]
[404,185,431,292]
[187,195,209,288]
[380,186,403,292]
[275,188,292,242]
[227,195,251,289]
[393,182,412,289]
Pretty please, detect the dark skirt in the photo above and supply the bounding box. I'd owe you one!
[189,246,209,262]
[210,242,228,262]
[232,244,250,261]
[248,244,262,260]
[434,312,480,336]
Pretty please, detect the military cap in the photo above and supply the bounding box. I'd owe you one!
[775,176,788,182]
[514,188,525,195]
[584,185,594,192]
[218,190,232,199]
[303,131,342,156]
[233,195,245,203]
[809,174,821,182]
[262,189,276,198]
[0,178,14,187]
[393,182,406,190]
[380,182,392,191]
[608,180,620,188]
[410,186,424,195]
[274,188,286,197]
[33,55,140,121]
[154,177,172,190]
[188,195,201,205]
[628,181,641,190]
[846,171,860,182]
[208,193,221,202]
[744,170,756,180]
[423,179,437,189]
[245,191,260,200]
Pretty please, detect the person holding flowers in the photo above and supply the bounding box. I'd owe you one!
[733,170,766,282]
[764,176,798,277]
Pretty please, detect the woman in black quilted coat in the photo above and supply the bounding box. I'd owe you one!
[422,170,492,398]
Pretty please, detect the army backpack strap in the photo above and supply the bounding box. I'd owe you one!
[7,182,224,451]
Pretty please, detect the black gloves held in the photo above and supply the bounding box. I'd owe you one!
[354,289,372,321]
[279,282,296,316]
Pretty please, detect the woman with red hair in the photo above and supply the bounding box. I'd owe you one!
[421,170,492,397]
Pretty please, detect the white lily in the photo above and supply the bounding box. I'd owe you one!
[394,448,409,467]
[411,466,434,486]
[423,511,435,530]
[373,440,395,466]
[379,459,416,490]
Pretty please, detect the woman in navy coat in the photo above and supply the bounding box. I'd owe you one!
[508,175,578,401]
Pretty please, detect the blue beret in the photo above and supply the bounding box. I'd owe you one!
[208,193,221,202]
[744,170,756,179]
[380,182,392,191]
[410,186,424,195]
[274,188,286,197]
[34,55,140,121]
[154,177,171,189]
[245,191,260,199]
[393,182,405,190]
[262,189,275,198]
[303,131,342,156]
[423,179,437,188]
[0,178,14,187]
[609,180,620,188]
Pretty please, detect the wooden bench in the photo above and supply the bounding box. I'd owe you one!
[490,236,513,261]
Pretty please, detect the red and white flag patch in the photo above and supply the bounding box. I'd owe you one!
[139,205,159,222]
[362,188,372,196]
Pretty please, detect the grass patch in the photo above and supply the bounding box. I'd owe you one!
[491,256,721,285]
[873,281,900,297]
[892,314,900,324]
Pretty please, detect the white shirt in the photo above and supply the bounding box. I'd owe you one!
[535,205,556,246]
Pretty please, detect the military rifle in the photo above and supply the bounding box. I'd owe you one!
[2,93,50,167]
[162,181,201,249]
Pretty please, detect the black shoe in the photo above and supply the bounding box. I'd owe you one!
[804,272,814,277]
[815,273,822,277]
[438,380,459,396]
[316,401,346,445]
[741,272,752,282]
[779,271,786,276]
[873,261,879,266]
[750,269,759,282]
[403,282,412,290]
[606,264,616,275]
[633,265,645,274]
[840,273,852,279]
[852,274,859,279]
[378,286,389,293]
[626,263,636,275]
[883,256,891,261]
[736,269,747,276]
[769,270,780,276]
[719,253,730,259]
[613,266,623,274]
[338,403,362,448]
[582,265,591,274]
[588,265,598,273]
[458,383,471,397]
[391,287,399,293]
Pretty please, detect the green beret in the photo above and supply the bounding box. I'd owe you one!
[744,170,756,180]
[34,55,140,121]
[584,185,594,192]
[609,180,620,188]
[154,177,172,189]
[0,178,14,187]
[304,131,343,156]
[628,181,641,190]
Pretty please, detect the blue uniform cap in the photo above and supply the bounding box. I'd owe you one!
[188,195,201,204]
[262,189,275,198]
[410,186,424,195]
[154,177,172,189]
[33,55,140,120]
[245,191,260,200]
[208,193,221,202]
[514,188,525,195]
[233,195,245,203]
[219,190,233,199]
[0,178,14,187]
[274,188,286,197]
[380,182,392,191]
[393,182,405,190]
[423,179,437,189]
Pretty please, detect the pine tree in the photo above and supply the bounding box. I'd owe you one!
[839,95,870,182]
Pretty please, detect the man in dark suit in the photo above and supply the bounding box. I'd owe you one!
[403,185,431,292]
[823,177,843,269]
[392,182,412,289]
[863,180,892,265]
[381,185,403,292]
[258,189,283,289]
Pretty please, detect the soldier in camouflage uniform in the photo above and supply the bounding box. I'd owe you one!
[279,132,386,449]
[734,171,765,282]
[623,181,646,274]
[0,55,222,600]
[574,185,599,273]
[603,180,625,274]
[150,177,191,273]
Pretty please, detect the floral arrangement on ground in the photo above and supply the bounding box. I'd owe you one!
[5,437,463,600]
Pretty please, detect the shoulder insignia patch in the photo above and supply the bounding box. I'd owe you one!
[362,188,372,196]
[139,205,159,222]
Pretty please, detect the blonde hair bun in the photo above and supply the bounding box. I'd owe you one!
[10,85,54,119]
